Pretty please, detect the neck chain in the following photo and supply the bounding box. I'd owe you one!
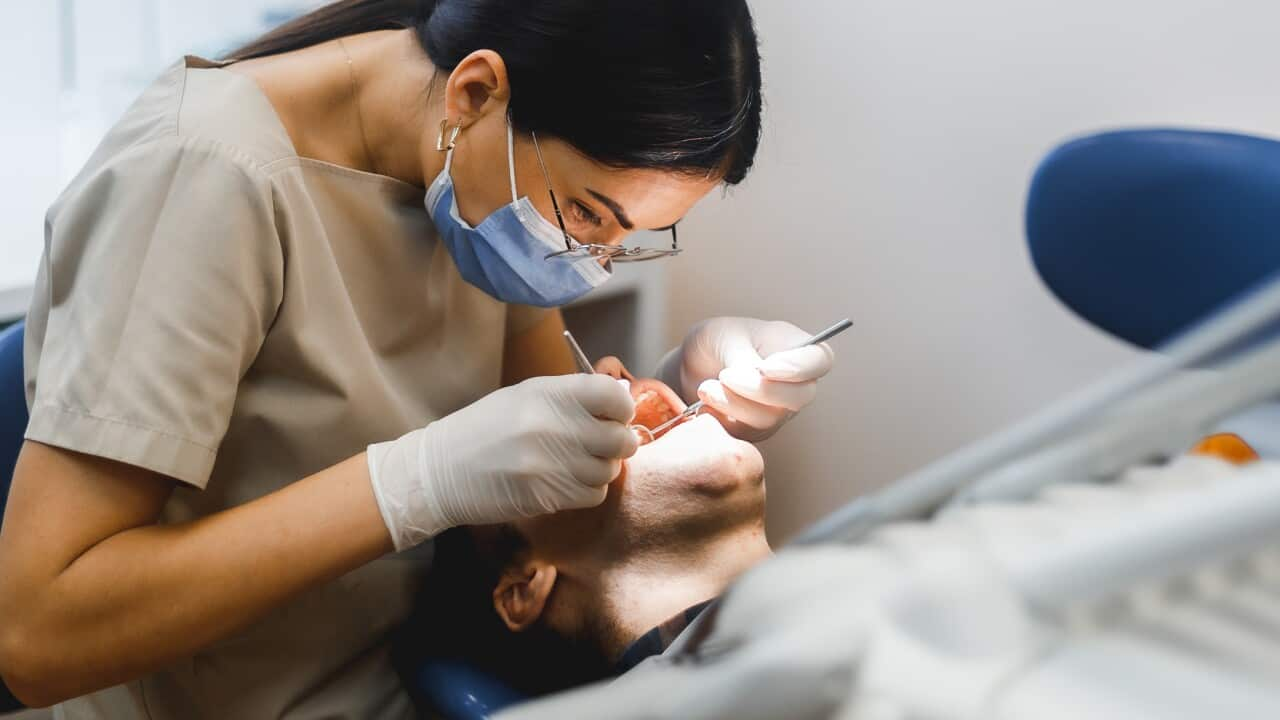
[338,38,377,175]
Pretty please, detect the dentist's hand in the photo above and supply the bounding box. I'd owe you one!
[367,374,638,551]
[656,317,836,442]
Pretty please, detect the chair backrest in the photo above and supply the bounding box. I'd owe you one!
[0,320,27,522]
[1027,128,1280,354]
[0,319,27,711]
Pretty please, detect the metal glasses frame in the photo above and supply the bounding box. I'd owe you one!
[530,131,681,263]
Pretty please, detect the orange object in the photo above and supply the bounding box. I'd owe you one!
[1191,433,1259,465]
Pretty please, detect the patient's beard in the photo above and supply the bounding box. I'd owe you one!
[593,398,771,654]
[591,521,771,660]
[611,412,768,548]
[534,362,772,659]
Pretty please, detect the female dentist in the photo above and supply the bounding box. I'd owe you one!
[0,1,835,717]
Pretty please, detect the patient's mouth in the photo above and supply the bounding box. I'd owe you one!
[630,380,687,443]
[592,355,689,444]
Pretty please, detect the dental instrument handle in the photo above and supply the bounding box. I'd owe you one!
[565,329,653,443]
[650,318,853,435]
[562,330,596,375]
[804,318,854,347]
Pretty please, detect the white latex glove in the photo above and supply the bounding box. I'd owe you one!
[367,374,638,551]
[656,317,837,442]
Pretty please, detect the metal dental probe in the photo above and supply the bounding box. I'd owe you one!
[645,318,855,437]
[562,329,596,375]
[563,330,656,443]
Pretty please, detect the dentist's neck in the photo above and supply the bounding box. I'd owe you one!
[338,29,445,188]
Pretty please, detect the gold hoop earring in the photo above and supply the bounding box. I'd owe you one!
[436,119,463,151]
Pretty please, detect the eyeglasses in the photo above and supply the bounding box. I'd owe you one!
[530,131,682,264]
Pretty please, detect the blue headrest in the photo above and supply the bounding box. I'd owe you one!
[1027,129,1280,352]
[411,658,528,719]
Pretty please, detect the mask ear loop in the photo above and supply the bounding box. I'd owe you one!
[505,115,519,204]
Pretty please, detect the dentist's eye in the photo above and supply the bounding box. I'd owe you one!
[570,200,604,227]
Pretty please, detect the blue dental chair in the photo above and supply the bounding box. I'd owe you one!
[1027,128,1280,357]
[0,322,25,518]
[0,320,28,712]
[4,127,1280,718]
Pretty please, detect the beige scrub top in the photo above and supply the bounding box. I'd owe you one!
[22,57,547,720]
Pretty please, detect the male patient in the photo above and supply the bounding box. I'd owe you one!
[398,357,773,698]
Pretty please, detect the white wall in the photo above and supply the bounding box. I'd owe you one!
[669,0,1280,541]
[0,5,60,298]
[0,0,321,313]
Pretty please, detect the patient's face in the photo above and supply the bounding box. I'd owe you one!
[515,356,766,560]
[482,358,770,660]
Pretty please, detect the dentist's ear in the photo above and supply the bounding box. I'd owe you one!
[493,562,557,632]
[443,49,511,127]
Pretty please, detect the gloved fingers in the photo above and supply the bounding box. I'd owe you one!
[698,379,793,431]
[579,418,641,460]
[568,455,623,490]
[756,344,835,382]
[752,320,816,356]
[714,320,767,370]
[718,365,818,412]
[574,374,637,424]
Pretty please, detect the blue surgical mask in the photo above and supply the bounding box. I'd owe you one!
[424,119,611,307]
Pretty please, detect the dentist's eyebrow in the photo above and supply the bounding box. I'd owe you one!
[586,189,635,231]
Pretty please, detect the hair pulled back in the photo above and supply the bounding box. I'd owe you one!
[230,0,763,183]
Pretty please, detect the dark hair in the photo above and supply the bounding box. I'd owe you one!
[393,526,613,701]
[228,0,763,183]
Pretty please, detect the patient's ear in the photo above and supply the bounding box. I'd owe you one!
[493,562,558,632]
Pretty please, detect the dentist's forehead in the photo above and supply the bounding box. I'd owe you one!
[539,137,719,230]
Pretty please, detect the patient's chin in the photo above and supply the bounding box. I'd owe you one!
[607,360,764,503]
[630,414,765,497]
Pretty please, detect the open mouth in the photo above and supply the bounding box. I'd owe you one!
[592,355,691,444]
[630,378,688,443]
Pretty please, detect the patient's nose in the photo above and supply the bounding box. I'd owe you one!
[593,355,632,380]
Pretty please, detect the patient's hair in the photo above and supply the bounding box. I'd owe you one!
[396,526,614,699]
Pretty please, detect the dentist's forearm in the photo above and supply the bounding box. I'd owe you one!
[0,451,392,707]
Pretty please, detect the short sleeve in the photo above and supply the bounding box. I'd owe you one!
[24,139,284,488]
[505,303,550,338]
